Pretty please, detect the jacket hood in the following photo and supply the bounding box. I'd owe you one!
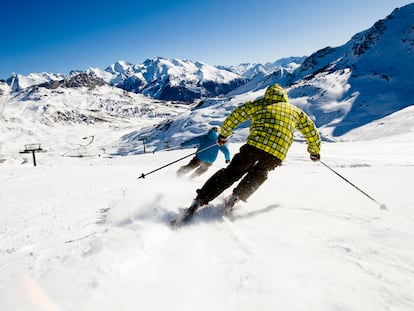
[264,84,288,103]
[207,128,219,140]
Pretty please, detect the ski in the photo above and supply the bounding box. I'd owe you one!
[169,208,192,229]
[168,200,239,229]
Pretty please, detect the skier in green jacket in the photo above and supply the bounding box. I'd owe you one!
[172,84,321,226]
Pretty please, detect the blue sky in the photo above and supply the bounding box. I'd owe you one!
[1,0,412,79]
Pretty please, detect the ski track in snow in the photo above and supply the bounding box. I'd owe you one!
[1,141,414,310]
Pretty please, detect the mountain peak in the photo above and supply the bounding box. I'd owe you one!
[105,61,133,75]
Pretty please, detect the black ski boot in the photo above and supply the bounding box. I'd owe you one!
[223,193,240,217]
[170,198,204,228]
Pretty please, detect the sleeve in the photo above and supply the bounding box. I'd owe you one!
[219,144,231,161]
[220,101,254,138]
[296,111,321,155]
[181,135,201,147]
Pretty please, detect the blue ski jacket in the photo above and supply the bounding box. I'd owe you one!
[182,128,231,164]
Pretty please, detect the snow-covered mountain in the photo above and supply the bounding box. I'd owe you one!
[217,56,306,80]
[285,4,414,136]
[6,56,305,104]
[7,58,249,103]
[119,3,414,152]
[108,57,248,102]
[7,72,64,92]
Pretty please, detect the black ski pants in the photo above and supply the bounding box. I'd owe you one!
[196,144,282,203]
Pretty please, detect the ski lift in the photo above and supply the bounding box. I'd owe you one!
[19,143,46,166]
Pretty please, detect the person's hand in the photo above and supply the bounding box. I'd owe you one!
[217,134,227,146]
[225,160,230,164]
[310,154,320,162]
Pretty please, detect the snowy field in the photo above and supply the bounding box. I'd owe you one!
[1,131,414,311]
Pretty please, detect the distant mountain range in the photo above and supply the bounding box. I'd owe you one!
[1,3,413,155]
[5,56,305,103]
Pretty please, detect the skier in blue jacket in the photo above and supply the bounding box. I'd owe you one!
[177,127,231,178]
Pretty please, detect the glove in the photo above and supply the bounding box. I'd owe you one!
[310,154,320,162]
[225,160,230,164]
[217,134,227,146]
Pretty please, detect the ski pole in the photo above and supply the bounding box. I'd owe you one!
[319,160,387,210]
[138,143,217,179]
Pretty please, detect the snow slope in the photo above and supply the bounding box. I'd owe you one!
[1,124,414,310]
[0,83,189,159]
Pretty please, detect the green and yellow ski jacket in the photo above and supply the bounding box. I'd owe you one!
[220,84,321,161]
